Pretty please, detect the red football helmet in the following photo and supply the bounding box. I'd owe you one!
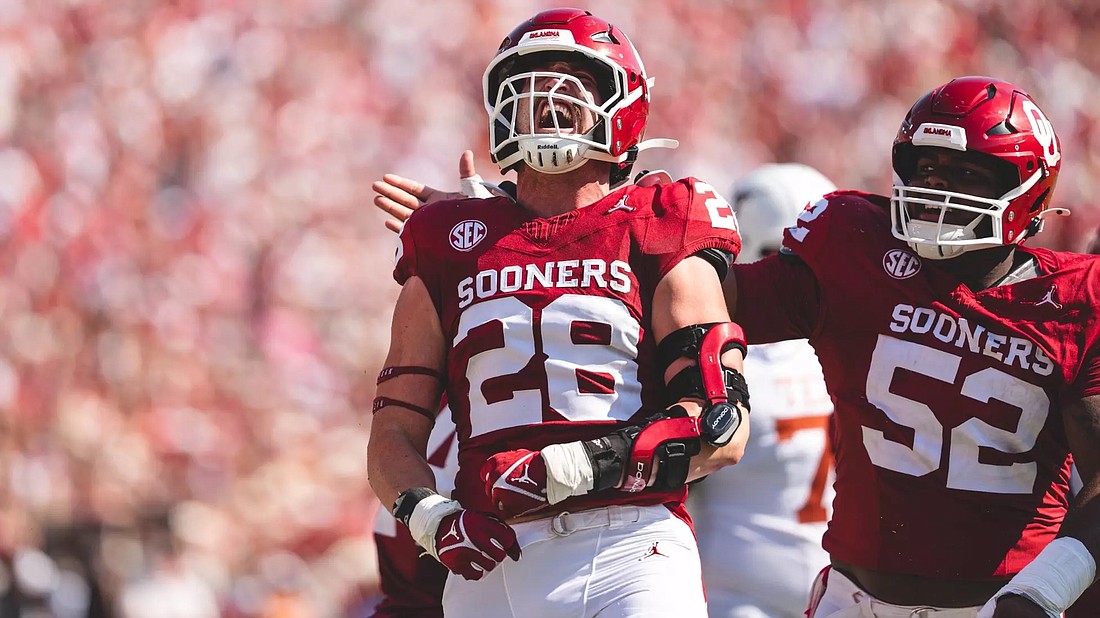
[482,8,676,183]
[891,76,1065,259]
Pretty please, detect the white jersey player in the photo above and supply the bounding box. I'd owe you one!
[687,164,837,618]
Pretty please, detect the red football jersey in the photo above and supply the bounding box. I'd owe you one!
[733,191,1100,579]
[394,178,741,515]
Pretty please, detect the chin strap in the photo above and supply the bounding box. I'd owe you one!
[586,138,679,164]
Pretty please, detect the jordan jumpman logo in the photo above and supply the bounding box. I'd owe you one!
[1035,285,1062,309]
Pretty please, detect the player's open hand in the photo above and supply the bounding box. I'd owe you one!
[372,150,479,233]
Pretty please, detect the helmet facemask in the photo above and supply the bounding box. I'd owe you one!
[487,51,634,175]
[890,164,1042,260]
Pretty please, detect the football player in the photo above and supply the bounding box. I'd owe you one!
[1065,239,1100,618]
[688,163,838,618]
[728,77,1100,618]
[372,163,837,618]
[366,9,750,618]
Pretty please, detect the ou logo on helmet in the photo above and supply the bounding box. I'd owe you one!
[450,220,487,252]
[1021,99,1060,168]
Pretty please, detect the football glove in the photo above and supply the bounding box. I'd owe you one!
[392,488,521,580]
[481,449,550,518]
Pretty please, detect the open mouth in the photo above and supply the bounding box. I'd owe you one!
[914,206,944,222]
[537,100,577,132]
[912,205,977,227]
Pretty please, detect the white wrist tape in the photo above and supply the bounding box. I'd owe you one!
[458,175,514,201]
[541,442,595,505]
[986,537,1097,618]
[458,175,493,199]
[406,494,462,560]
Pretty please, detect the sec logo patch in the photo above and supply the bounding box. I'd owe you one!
[450,220,487,252]
[882,248,921,279]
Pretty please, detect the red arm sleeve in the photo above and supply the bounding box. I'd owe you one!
[731,254,822,345]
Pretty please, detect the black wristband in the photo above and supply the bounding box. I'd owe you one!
[392,487,438,528]
[582,428,638,492]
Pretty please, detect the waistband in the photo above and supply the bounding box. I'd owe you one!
[825,569,981,618]
[511,504,672,546]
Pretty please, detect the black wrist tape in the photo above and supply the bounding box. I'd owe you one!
[582,429,638,492]
[392,487,438,528]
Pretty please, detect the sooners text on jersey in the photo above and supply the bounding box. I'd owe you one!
[393,178,741,515]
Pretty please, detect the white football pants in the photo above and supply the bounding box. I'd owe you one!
[442,504,707,618]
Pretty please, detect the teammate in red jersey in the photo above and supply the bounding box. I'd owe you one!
[1064,235,1100,618]
[366,8,750,617]
[729,76,1100,618]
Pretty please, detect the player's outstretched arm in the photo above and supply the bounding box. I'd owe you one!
[978,393,1100,618]
[371,151,654,234]
[372,150,473,233]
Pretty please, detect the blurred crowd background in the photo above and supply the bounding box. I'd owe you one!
[0,0,1097,616]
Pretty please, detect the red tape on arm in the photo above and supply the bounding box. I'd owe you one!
[374,366,444,419]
